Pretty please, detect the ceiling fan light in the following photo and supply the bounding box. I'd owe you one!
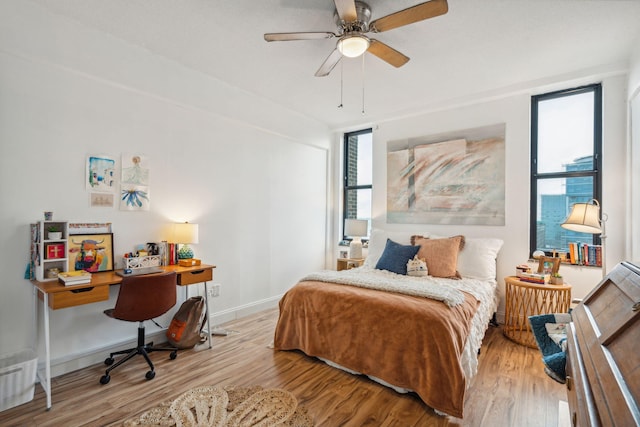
[337,35,370,58]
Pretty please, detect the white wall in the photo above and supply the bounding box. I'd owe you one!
[0,1,331,374]
[350,73,628,318]
[627,43,640,261]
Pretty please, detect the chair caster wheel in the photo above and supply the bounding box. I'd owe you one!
[100,375,110,385]
[170,351,177,360]
[145,370,155,380]
[104,357,114,366]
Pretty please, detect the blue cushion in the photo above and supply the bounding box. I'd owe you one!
[543,352,567,384]
[375,239,420,275]
[529,314,562,356]
[529,313,569,383]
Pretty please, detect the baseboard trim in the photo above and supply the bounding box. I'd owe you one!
[45,297,282,379]
[208,295,281,326]
[44,330,169,379]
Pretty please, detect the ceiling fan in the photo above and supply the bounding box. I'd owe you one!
[264,0,448,77]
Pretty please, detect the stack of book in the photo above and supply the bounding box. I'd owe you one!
[159,241,180,266]
[518,272,549,284]
[58,270,92,285]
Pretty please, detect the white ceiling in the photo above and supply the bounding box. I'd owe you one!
[30,0,640,130]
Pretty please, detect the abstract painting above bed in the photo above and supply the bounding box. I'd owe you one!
[387,123,506,226]
[272,230,503,418]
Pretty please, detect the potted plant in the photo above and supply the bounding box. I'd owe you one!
[550,273,563,285]
[47,225,62,240]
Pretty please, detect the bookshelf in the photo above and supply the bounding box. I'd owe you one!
[566,242,602,267]
[31,221,69,281]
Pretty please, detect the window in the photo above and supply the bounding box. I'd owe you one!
[530,84,602,257]
[343,128,372,240]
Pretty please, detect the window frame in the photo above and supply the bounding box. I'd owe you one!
[529,83,603,257]
[342,128,373,241]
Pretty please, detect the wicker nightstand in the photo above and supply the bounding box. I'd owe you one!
[503,276,572,348]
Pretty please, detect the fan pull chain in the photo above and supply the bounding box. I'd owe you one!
[361,54,366,115]
[338,60,344,109]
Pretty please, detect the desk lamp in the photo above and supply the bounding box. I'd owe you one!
[561,199,607,278]
[345,219,368,259]
[172,222,199,259]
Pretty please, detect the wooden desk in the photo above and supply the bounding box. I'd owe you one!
[503,276,572,348]
[31,263,216,409]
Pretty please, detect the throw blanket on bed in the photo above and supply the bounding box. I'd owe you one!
[301,268,465,306]
[273,280,479,418]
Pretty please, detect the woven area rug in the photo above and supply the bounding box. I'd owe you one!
[123,385,313,426]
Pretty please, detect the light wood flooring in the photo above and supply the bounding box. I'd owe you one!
[0,308,566,426]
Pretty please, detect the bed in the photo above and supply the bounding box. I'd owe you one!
[273,230,503,418]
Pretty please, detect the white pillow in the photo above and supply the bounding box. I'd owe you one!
[456,237,504,280]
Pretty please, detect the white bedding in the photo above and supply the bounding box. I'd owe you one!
[301,267,466,306]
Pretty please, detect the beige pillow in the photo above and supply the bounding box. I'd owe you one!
[411,235,465,279]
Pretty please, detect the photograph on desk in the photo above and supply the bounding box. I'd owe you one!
[67,233,114,273]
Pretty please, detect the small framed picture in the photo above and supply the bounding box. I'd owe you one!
[45,243,65,259]
[537,256,560,275]
[67,233,115,273]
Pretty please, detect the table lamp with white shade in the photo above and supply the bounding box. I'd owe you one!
[172,222,199,259]
[344,219,368,259]
[561,199,607,278]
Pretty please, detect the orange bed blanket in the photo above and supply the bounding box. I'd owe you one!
[273,280,479,418]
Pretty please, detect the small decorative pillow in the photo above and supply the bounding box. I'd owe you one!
[545,322,569,352]
[406,255,428,277]
[375,238,420,275]
[411,235,465,279]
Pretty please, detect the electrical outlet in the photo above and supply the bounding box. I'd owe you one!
[208,283,221,297]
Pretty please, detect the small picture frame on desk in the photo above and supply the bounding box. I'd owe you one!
[537,256,561,276]
[68,233,114,273]
[45,243,65,259]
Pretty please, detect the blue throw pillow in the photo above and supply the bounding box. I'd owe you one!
[375,239,420,275]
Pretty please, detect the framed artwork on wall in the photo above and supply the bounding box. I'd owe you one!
[67,233,114,273]
[386,123,506,225]
[90,192,114,208]
[86,155,116,192]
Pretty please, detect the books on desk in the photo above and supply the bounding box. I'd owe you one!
[58,270,92,285]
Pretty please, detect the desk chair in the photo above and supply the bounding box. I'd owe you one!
[99,271,179,385]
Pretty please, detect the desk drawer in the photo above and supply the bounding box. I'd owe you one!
[178,268,213,286]
[40,285,109,309]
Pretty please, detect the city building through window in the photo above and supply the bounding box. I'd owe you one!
[343,128,372,241]
[530,84,602,260]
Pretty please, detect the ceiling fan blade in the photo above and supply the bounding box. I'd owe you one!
[264,32,336,42]
[370,0,448,33]
[315,49,343,77]
[334,0,357,22]
[367,39,409,68]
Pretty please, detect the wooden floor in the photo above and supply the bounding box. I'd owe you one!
[0,308,566,426]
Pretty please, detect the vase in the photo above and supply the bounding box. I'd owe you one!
[48,231,62,240]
